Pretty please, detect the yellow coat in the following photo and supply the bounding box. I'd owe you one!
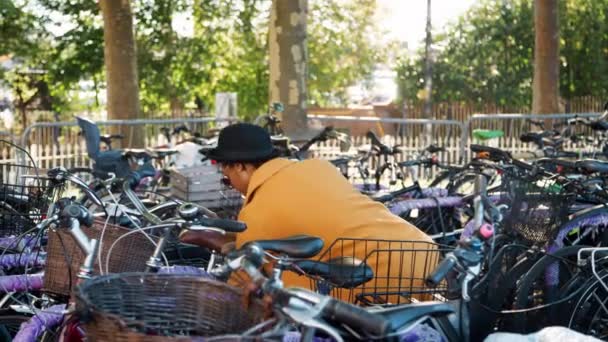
[236,158,437,304]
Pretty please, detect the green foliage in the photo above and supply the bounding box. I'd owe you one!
[308,0,384,107]
[396,0,608,110]
[1,0,386,120]
[560,0,608,98]
[0,0,46,58]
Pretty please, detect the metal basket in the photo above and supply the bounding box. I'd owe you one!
[0,164,56,237]
[501,174,575,244]
[75,273,265,341]
[309,238,452,306]
[43,219,157,297]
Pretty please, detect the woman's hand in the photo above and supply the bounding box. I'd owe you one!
[178,230,235,252]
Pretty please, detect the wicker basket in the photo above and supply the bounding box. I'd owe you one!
[75,273,265,341]
[43,219,157,297]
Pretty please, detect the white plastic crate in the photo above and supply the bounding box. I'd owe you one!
[170,165,242,209]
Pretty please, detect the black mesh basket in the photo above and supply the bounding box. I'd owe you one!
[0,163,56,237]
[75,273,265,341]
[308,238,452,306]
[500,174,575,244]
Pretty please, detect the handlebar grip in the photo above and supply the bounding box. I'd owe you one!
[323,298,392,337]
[426,254,458,287]
[198,217,247,233]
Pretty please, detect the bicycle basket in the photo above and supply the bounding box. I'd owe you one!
[43,219,157,297]
[75,273,265,340]
[501,175,574,244]
[309,238,452,306]
[0,163,57,237]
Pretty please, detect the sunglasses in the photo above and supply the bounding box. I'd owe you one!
[221,176,231,187]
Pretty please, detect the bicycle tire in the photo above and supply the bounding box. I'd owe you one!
[568,269,608,339]
[427,170,453,189]
[512,245,587,333]
[447,173,478,196]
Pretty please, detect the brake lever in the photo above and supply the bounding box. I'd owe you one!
[66,174,104,208]
[279,291,344,342]
[187,225,226,235]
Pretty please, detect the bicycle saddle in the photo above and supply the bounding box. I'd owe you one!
[148,148,180,159]
[575,159,608,174]
[122,149,152,161]
[100,134,124,146]
[535,158,577,172]
[250,235,324,258]
[294,257,373,288]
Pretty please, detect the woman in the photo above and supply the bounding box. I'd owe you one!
[181,123,437,303]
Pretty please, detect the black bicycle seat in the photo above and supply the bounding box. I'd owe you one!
[535,158,577,171]
[470,144,510,161]
[330,158,352,167]
[372,301,455,329]
[251,235,324,258]
[575,159,608,174]
[520,132,543,143]
[100,134,124,145]
[148,148,179,159]
[123,148,151,160]
[589,120,608,131]
[294,257,373,288]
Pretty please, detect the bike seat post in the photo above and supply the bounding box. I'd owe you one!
[146,226,173,272]
[270,256,291,289]
[66,218,100,280]
[206,250,218,273]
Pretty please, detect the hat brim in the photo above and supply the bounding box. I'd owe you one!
[204,147,280,162]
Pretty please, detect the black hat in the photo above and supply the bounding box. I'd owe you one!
[205,123,279,162]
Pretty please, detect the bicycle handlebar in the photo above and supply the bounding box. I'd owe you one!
[322,297,392,337]
[425,254,458,287]
[366,131,391,154]
[225,243,393,338]
[195,217,246,233]
[47,167,106,210]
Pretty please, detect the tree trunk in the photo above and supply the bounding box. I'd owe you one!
[268,0,308,138]
[99,0,143,147]
[532,0,560,114]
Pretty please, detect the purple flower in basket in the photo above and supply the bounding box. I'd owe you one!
[279,323,445,342]
[157,265,214,278]
[400,323,446,342]
[316,280,332,295]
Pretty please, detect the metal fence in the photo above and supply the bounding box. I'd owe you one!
[463,112,603,161]
[1,111,605,184]
[17,117,236,171]
[308,115,465,181]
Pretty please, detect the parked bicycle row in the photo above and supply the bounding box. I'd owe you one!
[0,104,606,341]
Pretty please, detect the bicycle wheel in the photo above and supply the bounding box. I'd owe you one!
[568,269,608,339]
[0,314,30,340]
[512,245,587,333]
[447,173,478,196]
